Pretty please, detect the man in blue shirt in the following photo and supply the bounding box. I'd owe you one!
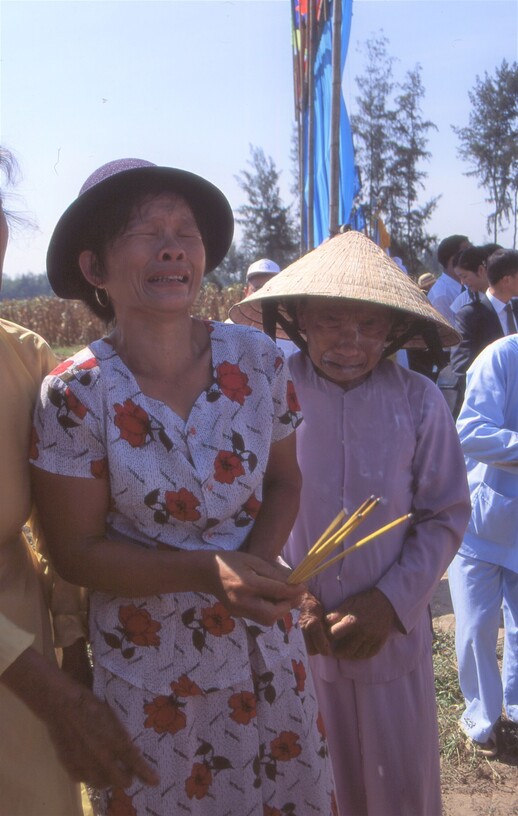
[450,332,518,756]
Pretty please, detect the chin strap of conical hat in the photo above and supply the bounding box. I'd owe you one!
[382,320,445,366]
[261,301,308,354]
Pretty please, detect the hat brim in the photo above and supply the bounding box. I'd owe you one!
[47,166,234,299]
[229,231,460,349]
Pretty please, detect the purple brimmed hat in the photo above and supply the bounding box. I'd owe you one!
[47,158,234,299]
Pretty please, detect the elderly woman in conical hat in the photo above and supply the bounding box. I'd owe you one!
[230,231,471,816]
[30,159,336,815]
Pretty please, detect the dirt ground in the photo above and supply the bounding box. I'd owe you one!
[432,577,518,816]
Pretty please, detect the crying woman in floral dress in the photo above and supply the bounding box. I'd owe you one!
[30,158,336,816]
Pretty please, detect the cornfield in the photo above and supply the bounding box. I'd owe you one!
[0,284,245,347]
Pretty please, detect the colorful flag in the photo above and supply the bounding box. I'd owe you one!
[292,0,356,249]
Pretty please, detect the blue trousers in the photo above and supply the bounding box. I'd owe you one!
[448,552,518,742]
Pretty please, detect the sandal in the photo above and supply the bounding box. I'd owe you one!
[470,735,498,758]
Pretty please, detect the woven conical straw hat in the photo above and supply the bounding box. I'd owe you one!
[229,231,460,349]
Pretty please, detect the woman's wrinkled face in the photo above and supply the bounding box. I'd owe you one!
[297,298,393,388]
[80,192,206,318]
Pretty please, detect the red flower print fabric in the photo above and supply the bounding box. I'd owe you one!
[242,492,261,520]
[31,325,304,694]
[201,602,235,637]
[29,426,39,461]
[165,488,201,522]
[213,449,245,484]
[90,457,108,479]
[270,730,302,762]
[286,380,301,413]
[64,387,87,419]
[118,604,161,647]
[185,762,213,800]
[215,361,252,404]
[292,659,306,694]
[279,380,303,429]
[114,399,151,448]
[228,690,257,725]
[144,694,187,735]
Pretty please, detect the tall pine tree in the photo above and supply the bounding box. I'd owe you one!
[235,146,299,270]
[351,34,396,231]
[387,66,438,275]
[352,34,437,274]
[453,60,518,245]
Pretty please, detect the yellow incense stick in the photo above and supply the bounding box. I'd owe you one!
[307,509,346,557]
[288,496,380,584]
[289,497,378,583]
[317,497,379,553]
[288,510,346,584]
[302,513,412,581]
[291,511,375,583]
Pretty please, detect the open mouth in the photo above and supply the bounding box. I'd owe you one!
[148,274,189,284]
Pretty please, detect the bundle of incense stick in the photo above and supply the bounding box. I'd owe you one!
[288,496,412,584]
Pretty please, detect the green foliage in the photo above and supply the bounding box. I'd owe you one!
[352,33,397,230]
[387,66,439,275]
[235,145,299,270]
[211,242,249,287]
[453,60,518,245]
[352,33,438,275]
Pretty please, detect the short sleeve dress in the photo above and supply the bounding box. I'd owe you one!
[32,321,336,816]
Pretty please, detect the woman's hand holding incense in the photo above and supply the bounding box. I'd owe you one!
[208,552,304,627]
[326,588,398,660]
[298,592,332,656]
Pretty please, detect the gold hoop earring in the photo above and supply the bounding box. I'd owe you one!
[94,287,110,309]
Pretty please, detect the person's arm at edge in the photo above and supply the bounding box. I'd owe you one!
[242,432,302,563]
[2,642,158,789]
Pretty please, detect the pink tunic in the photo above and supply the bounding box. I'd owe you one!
[285,353,470,816]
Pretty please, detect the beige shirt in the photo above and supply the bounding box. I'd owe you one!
[0,319,84,815]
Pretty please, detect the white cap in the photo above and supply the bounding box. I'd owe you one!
[246,258,281,281]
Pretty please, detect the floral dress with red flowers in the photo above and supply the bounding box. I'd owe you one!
[31,322,336,816]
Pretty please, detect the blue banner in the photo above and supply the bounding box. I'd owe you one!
[292,0,356,248]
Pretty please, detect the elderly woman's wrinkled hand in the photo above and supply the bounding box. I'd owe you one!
[208,551,304,627]
[325,588,398,660]
[298,591,332,656]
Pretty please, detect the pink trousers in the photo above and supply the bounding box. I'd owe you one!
[312,653,442,816]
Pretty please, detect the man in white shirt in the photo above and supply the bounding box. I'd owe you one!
[428,234,471,325]
[450,246,492,316]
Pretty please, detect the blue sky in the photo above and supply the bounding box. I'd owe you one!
[1,0,516,279]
